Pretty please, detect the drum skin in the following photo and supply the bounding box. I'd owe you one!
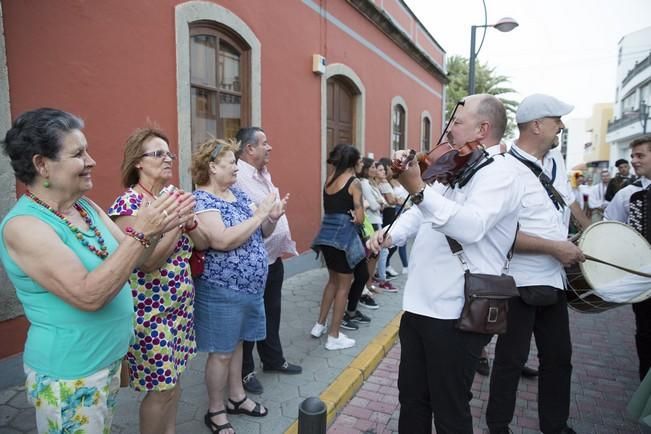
[565,221,651,313]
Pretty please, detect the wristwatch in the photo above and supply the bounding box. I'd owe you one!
[411,186,427,205]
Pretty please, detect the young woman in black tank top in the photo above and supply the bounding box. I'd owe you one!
[311,144,369,350]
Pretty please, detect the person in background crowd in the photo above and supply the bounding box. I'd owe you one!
[191,138,288,434]
[234,127,302,396]
[605,135,651,381]
[378,157,409,276]
[0,108,192,434]
[588,169,611,221]
[109,127,209,434]
[368,94,523,433]
[311,144,366,350]
[373,160,399,291]
[605,158,636,201]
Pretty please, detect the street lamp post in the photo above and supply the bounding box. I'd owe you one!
[641,100,649,134]
[468,17,519,95]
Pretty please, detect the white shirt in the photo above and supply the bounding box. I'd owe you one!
[235,160,298,262]
[506,143,575,289]
[360,179,385,225]
[604,176,651,223]
[588,182,608,210]
[389,146,524,319]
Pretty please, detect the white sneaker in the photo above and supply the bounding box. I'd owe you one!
[325,333,356,350]
[310,322,327,338]
[386,265,398,276]
[402,267,408,275]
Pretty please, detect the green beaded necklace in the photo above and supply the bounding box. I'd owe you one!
[26,190,109,259]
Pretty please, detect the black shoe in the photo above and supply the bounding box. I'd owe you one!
[242,371,264,395]
[559,426,576,434]
[521,365,539,378]
[262,361,302,375]
[477,357,490,376]
[341,313,360,330]
[349,310,371,324]
[359,294,379,310]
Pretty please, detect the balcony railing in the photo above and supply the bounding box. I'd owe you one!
[608,111,643,132]
[622,52,651,87]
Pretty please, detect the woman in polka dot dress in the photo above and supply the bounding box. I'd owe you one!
[109,128,209,434]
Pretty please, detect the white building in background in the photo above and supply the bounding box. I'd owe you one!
[562,118,590,171]
[606,26,651,163]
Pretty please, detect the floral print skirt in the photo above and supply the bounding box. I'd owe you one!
[24,360,121,434]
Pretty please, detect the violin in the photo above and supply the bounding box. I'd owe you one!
[389,100,487,185]
[390,140,486,185]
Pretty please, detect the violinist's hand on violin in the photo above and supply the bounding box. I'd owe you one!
[366,229,392,256]
[392,150,426,195]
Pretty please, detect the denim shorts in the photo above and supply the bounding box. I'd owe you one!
[194,277,266,353]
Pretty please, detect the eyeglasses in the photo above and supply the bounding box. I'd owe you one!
[141,150,176,160]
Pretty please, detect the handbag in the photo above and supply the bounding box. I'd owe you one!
[448,231,519,335]
[518,286,560,306]
[189,249,206,278]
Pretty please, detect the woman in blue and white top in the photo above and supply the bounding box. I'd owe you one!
[191,138,288,434]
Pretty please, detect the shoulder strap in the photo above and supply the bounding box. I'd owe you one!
[445,223,518,272]
[508,149,566,210]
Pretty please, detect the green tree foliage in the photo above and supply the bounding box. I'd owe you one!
[445,55,518,138]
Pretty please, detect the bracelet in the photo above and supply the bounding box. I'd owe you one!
[184,219,199,232]
[125,226,152,248]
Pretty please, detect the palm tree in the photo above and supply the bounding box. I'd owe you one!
[445,55,518,138]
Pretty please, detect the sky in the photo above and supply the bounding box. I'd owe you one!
[404,0,651,120]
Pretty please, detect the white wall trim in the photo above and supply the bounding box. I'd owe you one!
[175,1,261,190]
[321,63,366,189]
[390,95,408,154]
[420,110,432,151]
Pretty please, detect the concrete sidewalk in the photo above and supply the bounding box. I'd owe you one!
[0,265,407,434]
[329,303,646,433]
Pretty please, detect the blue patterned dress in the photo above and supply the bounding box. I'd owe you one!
[192,188,268,353]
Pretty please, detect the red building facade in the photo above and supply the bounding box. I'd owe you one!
[0,0,446,360]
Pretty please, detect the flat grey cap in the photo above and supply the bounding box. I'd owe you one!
[515,94,574,124]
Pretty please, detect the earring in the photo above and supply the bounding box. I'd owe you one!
[43,179,51,188]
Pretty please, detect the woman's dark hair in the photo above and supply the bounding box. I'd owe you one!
[358,157,375,179]
[377,157,391,176]
[326,144,360,187]
[2,108,84,184]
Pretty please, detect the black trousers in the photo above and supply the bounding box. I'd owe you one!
[243,258,285,375]
[347,258,369,312]
[398,311,491,434]
[486,290,572,434]
[633,298,651,380]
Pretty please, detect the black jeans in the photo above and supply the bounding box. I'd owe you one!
[487,290,572,434]
[633,298,651,380]
[347,258,369,312]
[398,311,491,434]
[243,258,285,375]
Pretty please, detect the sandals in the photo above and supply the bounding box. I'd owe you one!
[226,395,268,417]
[204,409,234,434]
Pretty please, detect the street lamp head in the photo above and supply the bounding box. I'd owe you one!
[493,17,519,32]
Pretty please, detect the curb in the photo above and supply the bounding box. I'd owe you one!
[284,311,403,434]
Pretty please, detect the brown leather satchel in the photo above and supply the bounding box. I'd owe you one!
[447,230,519,335]
[457,271,519,334]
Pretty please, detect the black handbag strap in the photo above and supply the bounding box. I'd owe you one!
[445,223,518,272]
[508,148,566,211]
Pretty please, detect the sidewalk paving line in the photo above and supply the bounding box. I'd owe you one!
[284,310,403,434]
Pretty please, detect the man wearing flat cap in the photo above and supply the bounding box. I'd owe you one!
[486,94,589,434]
[605,158,636,201]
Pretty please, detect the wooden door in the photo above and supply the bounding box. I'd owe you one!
[326,77,355,155]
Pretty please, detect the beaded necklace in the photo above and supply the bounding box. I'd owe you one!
[25,190,109,259]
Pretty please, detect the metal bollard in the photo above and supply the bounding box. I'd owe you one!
[298,397,326,434]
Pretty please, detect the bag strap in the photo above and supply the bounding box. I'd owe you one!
[508,148,566,211]
[445,223,518,272]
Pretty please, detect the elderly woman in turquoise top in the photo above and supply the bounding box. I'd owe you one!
[190,138,289,434]
[0,108,196,434]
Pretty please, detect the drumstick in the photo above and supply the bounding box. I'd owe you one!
[584,254,651,279]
